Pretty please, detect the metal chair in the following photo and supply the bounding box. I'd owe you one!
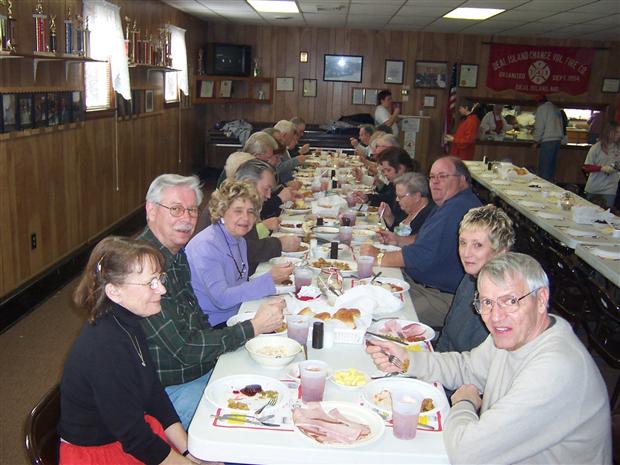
[24,384,60,465]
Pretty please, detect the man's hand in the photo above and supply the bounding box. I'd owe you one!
[350,137,360,148]
[351,191,368,204]
[299,144,310,156]
[278,187,293,203]
[279,234,301,252]
[262,217,280,231]
[376,229,398,245]
[365,339,409,373]
[252,298,286,335]
[451,384,482,411]
[392,106,401,117]
[295,154,306,165]
[270,262,294,283]
[359,243,379,258]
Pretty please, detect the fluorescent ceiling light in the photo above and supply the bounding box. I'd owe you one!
[444,8,504,20]
[248,0,299,13]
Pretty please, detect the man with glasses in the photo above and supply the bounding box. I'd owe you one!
[361,156,481,327]
[137,174,285,429]
[367,253,611,465]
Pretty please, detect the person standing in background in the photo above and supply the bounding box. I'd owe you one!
[583,121,620,208]
[532,95,564,181]
[374,90,400,137]
[444,100,483,161]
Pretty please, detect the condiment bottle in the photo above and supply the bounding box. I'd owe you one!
[330,241,339,259]
[312,322,324,349]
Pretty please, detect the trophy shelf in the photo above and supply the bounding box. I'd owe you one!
[193,75,273,105]
[0,51,106,80]
[128,63,180,79]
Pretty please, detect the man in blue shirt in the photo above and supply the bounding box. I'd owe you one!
[360,156,481,327]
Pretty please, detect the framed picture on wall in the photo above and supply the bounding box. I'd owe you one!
[384,59,404,84]
[34,93,48,127]
[459,64,479,88]
[364,88,378,106]
[302,79,317,97]
[145,90,154,112]
[352,88,365,105]
[323,54,363,83]
[200,80,214,98]
[47,93,59,126]
[423,95,436,108]
[58,92,71,124]
[276,77,294,92]
[601,77,620,93]
[71,91,84,122]
[414,61,448,88]
[2,94,17,132]
[17,94,34,130]
[220,80,232,98]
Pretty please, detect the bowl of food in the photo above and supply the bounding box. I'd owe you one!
[245,336,303,369]
[330,368,370,390]
[314,226,340,242]
[351,229,376,244]
[280,221,306,234]
[269,256,303,266]
[281,243,309,258]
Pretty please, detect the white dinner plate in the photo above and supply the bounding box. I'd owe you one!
[589,248,620,260]
[562,228,597,237]
[490,180,511,185]
[292,401,385,448]
[314,226,340,242]
[372,242,401,252]
[519,200,546,209]
[308,258,357,277]
[269,256,303,266]
[504,190,528,197]
[367,319,435,344]
[356,277,410,295]
[536,211,565,220]
[361,378,448,421]
[204,375,290,412]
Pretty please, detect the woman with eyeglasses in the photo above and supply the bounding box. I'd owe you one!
[435,204,515,352]
[185,180,293,327]
[59,237,201,464]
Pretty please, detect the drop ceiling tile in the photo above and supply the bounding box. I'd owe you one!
[347,4,402,15]
[555,23,613,34]
[585,14,620,25]
[299,2,349,14]
[493,9,556,22]
[396,5,457,17]
[508,22,559,34]
[580,29,620,41]
[401,0,462,6]
[462,20,524,34]
[423,19,475,33]
[568,0,620,14]
[389,16,437,27]
[519,0,596,13]
[461,0,530,8]
[537,12,609,24]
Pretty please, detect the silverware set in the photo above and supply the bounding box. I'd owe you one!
[211,413,281,427]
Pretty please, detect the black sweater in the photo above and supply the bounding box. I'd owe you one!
[60,303,180,465]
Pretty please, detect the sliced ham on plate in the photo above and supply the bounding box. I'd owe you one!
[293,403,370,445]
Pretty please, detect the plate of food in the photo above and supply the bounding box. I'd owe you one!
[314,226,340,242]
[351,229,377,243]
[329,368,370,390]
[356,277,410,295]
[204,375,290,412]
[292,401,385,448]
[269,256,303,266]
[518,200,546,209]
[361,378,448,421]
[280,221,306,235]
[309,258,357,277]
[281,243,309,258]
[367,319,435,344]
[372,242,401,252]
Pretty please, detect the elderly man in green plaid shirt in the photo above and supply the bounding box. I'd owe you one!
[137,174,285,429]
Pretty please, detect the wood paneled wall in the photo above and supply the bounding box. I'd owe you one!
[204,24,620,150]
[0,0,208,299]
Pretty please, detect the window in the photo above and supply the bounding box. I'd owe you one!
[83,0,130,110]
[165,72,179,103]
[165,25,188,103]
[564,108,592,121]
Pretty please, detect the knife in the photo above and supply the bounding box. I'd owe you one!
[365,330,409,346]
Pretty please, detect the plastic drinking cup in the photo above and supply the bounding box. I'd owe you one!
[300,360,328,402]
[339,226,352,246]
[294,268,314,293]
[356,255,375,278]
[391,391,421,440]
[286,314,310,345]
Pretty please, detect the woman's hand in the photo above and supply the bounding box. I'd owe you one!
[252,298,286,335]
[278,187,293,203]
[365,339,409,373]
[262,217,280,231]
[379,202,394,227]
[351,191,368,204]
[271,263,294,284]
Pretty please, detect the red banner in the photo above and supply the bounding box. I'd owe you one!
[486,44,594,95]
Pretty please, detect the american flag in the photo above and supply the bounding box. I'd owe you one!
[443,63,458,152]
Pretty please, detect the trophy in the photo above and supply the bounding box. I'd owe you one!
[75,14,83,55]
[124,16,131,60]
[252,58,262,77]
[83,16,90,57]
[49,15,56,53]
[130,20,139,63]
[64,7,74,54]
[33,0,49,53]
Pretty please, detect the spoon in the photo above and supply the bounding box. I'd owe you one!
[369,271,382,284]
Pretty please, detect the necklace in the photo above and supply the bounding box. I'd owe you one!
[217,223,247,281]
[112,314,146,367]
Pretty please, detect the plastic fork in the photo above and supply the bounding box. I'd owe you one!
[254,396,278,415]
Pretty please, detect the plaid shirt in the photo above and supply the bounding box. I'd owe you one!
[137,227,255,387]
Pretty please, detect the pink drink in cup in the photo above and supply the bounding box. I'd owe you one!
[294,267,314,293]
[356,255,375,278]
[342,209,357,226]
[339,226,352,246]
[391,391,421,440]
[286,315,310,345]
[300,360,328,402]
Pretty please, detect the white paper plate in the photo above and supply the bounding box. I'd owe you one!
[590,248,620,260]
[356,277,410,295]
[372,242,401,252]
[269,256,303,266]
[361,378,448,421]
[536,211,565,220]
[491,180,511,185]
[204,375,290,412]
[519,200,546,209]
[504,190,528,196]
[351,229,377,243]
[314,226,340,242]
[367,319,435,344]
[308,258,357,277]
[329,369,370,390]
[562,228,597,237]
[292,401,385,448]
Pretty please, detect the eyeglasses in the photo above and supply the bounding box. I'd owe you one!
[156,202,199,218]
[428,173,460,182]
[473,288,540,315]
[395,192,411,201]
[123,273,168,290]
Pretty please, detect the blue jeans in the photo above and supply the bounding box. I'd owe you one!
[165,370,212,430]
[537,140,561,182]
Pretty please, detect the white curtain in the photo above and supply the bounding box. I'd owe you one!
[84,0,131,101]
[167,24,189,96]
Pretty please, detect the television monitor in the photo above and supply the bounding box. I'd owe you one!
[205,43,252,77]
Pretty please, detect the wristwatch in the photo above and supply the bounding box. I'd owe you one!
[376,252,385,267]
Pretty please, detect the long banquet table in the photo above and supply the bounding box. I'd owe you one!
[188,163,451,463]
[465,161,620,287]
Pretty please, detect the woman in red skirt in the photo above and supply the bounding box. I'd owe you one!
[59,237,201,465]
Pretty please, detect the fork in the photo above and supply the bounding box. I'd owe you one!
[254,396,278,415]
[212,413,280,427]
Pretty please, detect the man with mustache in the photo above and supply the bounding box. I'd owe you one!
[137,174,285,429]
